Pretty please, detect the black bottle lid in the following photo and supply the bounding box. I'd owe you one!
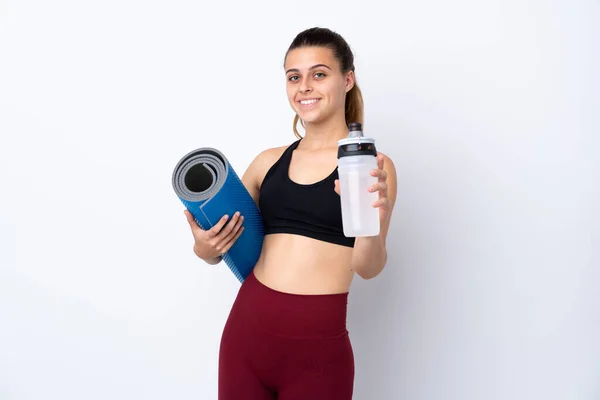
[337,122,377,158]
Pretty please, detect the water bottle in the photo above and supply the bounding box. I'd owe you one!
[337,122,380,237]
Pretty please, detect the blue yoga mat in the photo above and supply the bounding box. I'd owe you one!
[172,147,264,282]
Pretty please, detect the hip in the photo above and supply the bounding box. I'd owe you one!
[220,270,355,394]
[229,269,350,339]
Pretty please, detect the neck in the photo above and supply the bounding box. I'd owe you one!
[301,114,349,149]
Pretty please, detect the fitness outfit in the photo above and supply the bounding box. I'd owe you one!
[218,139,355,399]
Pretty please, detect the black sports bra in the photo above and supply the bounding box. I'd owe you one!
[258,139,355,248]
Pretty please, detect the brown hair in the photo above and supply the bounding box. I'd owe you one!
[285,27,364,139]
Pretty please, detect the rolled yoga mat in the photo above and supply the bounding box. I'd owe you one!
[172,147,264,282]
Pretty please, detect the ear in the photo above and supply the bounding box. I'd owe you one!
[345,70,355,93]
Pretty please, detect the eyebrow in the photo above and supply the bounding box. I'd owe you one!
[285,64,332,74]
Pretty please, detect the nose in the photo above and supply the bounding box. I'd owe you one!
[299,77,312,94]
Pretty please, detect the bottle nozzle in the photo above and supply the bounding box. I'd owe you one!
[348,122,363,138]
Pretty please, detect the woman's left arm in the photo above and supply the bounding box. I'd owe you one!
[335,152,398,279]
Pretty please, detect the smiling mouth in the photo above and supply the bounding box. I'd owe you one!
[299,99,320,106]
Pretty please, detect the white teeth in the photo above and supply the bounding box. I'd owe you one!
[300,99,319,105]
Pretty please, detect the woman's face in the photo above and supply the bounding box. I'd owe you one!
[284,46,354,126]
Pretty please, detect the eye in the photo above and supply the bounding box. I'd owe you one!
[288,75,299,82]
[314,72,326,78]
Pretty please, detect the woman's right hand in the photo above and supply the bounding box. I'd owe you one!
[184,210,245,264]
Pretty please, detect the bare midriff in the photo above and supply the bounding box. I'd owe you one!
[252,233,355,295]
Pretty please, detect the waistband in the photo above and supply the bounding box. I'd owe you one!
[234,270,349,339]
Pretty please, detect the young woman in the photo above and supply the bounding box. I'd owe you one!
[185,27,397,400]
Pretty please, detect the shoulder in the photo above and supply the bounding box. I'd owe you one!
[242,141,296,190]
[253,144,291,169]
[247,142,292,179]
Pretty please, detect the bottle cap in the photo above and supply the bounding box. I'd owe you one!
[337,122,377,158]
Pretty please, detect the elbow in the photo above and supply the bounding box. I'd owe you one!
[354,252,387,280]
[357,269,380,280]
[356,264,385,280]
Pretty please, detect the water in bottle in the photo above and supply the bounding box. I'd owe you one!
[337,122,380,237]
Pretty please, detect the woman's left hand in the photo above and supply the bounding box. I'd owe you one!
[334,153,391,225]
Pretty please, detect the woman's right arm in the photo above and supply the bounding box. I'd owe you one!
[186,147,285,264]
[185,210,244,264]
[241,158,261,207]
[183,150,263,264]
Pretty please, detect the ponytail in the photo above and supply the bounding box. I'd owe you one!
[345,81,364,128]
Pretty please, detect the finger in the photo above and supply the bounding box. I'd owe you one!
[184,210,201,231]
[372,197,390,209]
[377,154,384,170]
[334,179,340,196]
[208,214,230,238]
[368,182,388,194]
[370,169,388,181]
[220,214,244,244]
[214,212,240,240]
[219,226,245,254]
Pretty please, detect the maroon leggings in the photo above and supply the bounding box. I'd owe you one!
[218,270,354,399]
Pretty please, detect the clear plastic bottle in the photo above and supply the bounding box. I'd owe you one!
[337,122,380,237]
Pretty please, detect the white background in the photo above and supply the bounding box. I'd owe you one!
[1,0,599,399]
